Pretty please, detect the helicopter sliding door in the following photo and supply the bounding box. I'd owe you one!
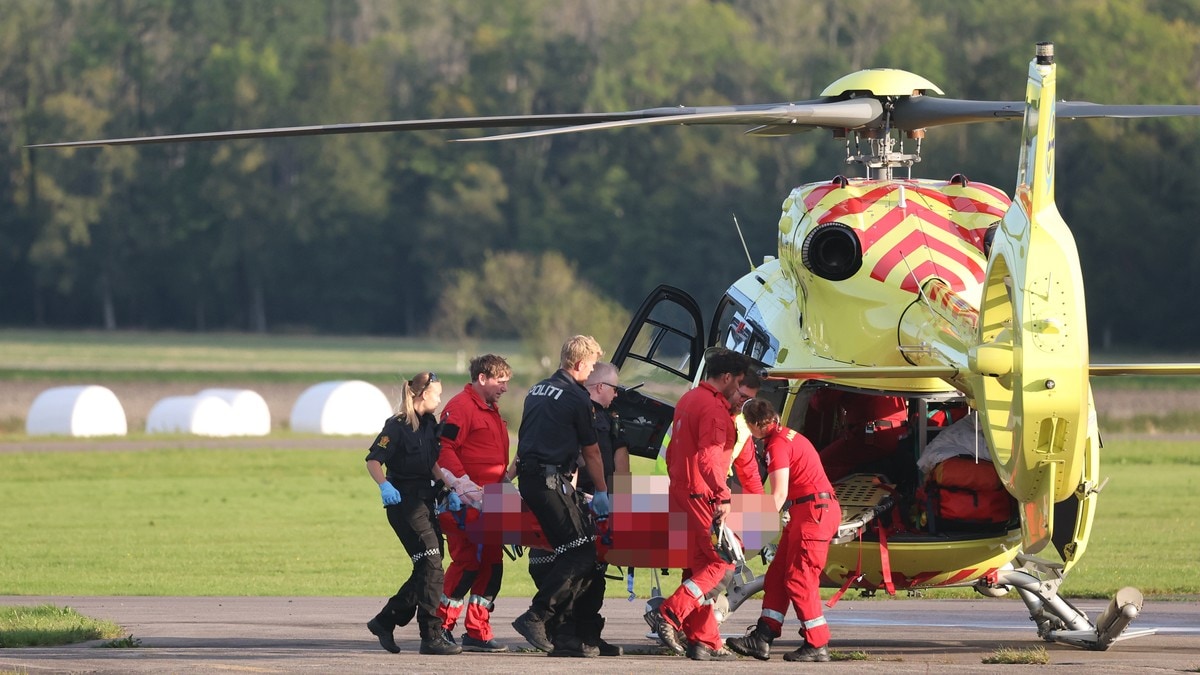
[610,284,706,460]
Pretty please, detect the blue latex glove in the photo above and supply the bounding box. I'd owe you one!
[447,491,463,512]
[379,481,402,506]
[590,491,611,518]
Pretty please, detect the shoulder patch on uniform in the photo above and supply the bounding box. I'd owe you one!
[378,435,390,448]
[785,429,797,441]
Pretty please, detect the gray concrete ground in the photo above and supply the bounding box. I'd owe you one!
[2,595,1199,674]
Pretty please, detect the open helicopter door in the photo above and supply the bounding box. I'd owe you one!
[606,284,781,576]
[609,284,706,461]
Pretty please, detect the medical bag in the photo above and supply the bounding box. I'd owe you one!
[920,455,1016,532]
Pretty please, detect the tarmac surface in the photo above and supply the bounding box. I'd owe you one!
[2,595,1199,673]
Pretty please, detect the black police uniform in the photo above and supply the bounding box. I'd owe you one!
[365,412,447,644]
[576,400,626,496]
[514,368,598,645]
[529,399,627,654]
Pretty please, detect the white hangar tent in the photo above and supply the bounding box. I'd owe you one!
[290,380,392,435]
[145,395,236,437]
[25,385,128,437]
[196,388,271,436]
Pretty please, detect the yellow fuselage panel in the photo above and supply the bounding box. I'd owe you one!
[779,178,1010,368]
[823,530,1022,591]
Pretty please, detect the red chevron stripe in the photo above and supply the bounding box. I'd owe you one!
[802,182,1005,256]
[868,200,983,254]
[962,181,1011,204]
[944,567,981,585]
[870,232,979,292]
[868,219,985,278]
[857,206,908,249]
[805,183,896,216]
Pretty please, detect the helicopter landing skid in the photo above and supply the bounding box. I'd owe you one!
[997,554,1154,650]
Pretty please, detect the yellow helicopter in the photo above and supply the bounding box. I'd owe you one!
[605,42,1200,651]
[32,42,1200,651]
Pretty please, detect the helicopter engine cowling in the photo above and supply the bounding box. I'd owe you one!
[777,177,1007,374]
[898,278,982,397]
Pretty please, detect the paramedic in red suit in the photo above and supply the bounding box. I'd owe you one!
[726,398,840,663]
[728,369,764,495]
[436,354,513,652]
[809,389,908,482]
[646,348,750,662]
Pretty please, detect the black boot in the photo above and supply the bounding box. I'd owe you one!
[419,630,463,655]
[644,608,685,656]
[783,644,831,662]
[548,633,599,658]
[512,611,553,652]
[367,616,400,654]
[579,615,622,657]
[686,642,738,661]
[725,619,773,661]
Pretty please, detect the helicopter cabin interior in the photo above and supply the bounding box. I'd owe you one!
[706,285,1020,543]
[771,383,1020,544]
[610,283,1020,549]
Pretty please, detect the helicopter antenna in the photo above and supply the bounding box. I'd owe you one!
[899,253,932,307]
[732,214,754,272]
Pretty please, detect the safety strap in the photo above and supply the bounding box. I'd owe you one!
[826,528,863,608]
[876,521,895,596]
[875,481,910,533]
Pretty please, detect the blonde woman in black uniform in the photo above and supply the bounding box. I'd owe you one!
[365,371,462,656]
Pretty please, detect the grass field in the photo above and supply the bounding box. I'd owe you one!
[0,328,538,381]
[1,329,1198,601]
[0,438,1196,599]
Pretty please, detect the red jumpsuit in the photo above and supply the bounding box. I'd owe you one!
[437,384,509,642]
[759,425,840,648]
[730,424,764,494]
[660,381,736,651]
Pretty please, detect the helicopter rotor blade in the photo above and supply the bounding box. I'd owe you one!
[27,99,881,149]
[451,99,883,142]
[25,113,657,148]
[891,96,1200,131]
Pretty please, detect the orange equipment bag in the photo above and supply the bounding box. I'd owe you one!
[922,455,1016,532]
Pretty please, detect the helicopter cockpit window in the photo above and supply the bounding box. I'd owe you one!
[711,290,780,366]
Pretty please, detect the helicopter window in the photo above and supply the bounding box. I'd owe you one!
[618,305,700,405]
[711,291,780,366]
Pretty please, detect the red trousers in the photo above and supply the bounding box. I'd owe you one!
[759,498,839,648]
[659,489,733,650]
[438,509,503,640]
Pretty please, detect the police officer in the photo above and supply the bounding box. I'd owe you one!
[527,361,627,657]
[576,362,628,496]
[511,336,610,658]
[364,371,462,656]
[725,398,840,662]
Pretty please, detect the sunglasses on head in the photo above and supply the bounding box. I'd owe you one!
[411,372,438,395]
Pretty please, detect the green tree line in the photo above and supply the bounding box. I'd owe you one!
[2,0,1198,350]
